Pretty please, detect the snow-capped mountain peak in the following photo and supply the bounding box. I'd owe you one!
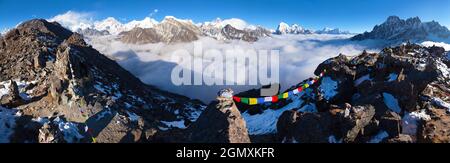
[124,17,158,31]
[316,27,350,34]
[275,22,315,34]
[162,16,194,24]
[94,17,126,35]
[201,18,255,30]
[275,22,290,34]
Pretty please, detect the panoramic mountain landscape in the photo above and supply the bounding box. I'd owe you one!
[1,0,450,145]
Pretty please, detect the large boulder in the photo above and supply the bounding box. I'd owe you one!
[1,80,24,108]
[277,104,376,143]
[183,90,251,143]
[340,105,376,142]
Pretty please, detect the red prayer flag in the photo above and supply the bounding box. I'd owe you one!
[272,95,278,102]
[233,96,241,102]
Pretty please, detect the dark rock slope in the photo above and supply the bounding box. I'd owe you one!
[0,19,206,143]
[238,43,449,143]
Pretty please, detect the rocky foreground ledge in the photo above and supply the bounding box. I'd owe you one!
[241,43,450,143]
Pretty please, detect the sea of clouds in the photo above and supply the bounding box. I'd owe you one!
[86,34,382,103]
[47,10,450,103]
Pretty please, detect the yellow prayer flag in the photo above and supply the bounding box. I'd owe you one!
[283,92,289,99]
[249,98,257,105]
[304,83,310,88]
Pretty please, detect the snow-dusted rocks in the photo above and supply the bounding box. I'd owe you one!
[153,91,251,143]
[237,42,449,143]
[0,19,206,143]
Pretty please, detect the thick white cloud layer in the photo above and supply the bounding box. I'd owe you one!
[421,41,450,51]
[86,34,382,103]
[49,11,94,31]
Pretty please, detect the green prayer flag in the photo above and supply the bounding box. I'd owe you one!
[241,98,249,104]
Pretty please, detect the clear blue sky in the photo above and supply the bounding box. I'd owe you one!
[1,0,449,33]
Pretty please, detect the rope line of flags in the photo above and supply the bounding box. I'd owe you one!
[232,70,326,105]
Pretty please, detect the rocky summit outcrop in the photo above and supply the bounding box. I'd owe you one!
[352,16,450,43]
[0,19,206,143]
[152,89,251,143]
[119,16,201,44]
[237,42,449,143]
[220,24,259,42]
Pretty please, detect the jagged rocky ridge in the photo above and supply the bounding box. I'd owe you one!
[236,43,450,143]
[0,19,206,143]
[352,16,450,43]
[118,16,272,44]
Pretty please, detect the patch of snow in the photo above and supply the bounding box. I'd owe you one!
[436,60,450,81]
[243,92,307,135]
[319,77,338,101]
[431,97,450,112]
[386,73,398,82]
[94,82,107,94]
[0,81,11,98]
[0,107,18,143]
[354,74,372,86]
[328,135,343,143]
[161,120,186,129]
[32,117,50,124]
[94,109,112,121]
[382,92,402,113]
[402,110,430,136]
[112,91,123,101]
[53,117,84,143]
[185,105,206,122]
[125,111,140,122]
[367,131,389,143]
[158,126,169,131]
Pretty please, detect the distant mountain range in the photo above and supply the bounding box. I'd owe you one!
[274,22,350,35]
[51,15,450,45]
[51,16,353,43]
[352,16,450,43]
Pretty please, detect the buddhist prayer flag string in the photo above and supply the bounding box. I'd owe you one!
[233,70,326,105]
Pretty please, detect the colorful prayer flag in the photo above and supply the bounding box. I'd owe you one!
[241,98,249,104]
[264,97,273,102]
[233,96,241,102]
[258,98,265,104]
[272,95,279,102]
[293,88,299,94]
[249,98,257,105]
[283,92,289,99]
[304,83,310,88]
